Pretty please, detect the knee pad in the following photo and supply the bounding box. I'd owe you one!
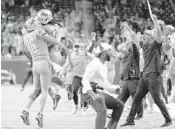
[29,88,41,101]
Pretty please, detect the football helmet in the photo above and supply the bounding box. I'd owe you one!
[36,9,52,25]
[24,18,41,31]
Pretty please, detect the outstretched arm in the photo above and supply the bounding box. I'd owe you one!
[88,32,96,53]
[121,22,138,44]
[146,0,162,43]
[151,14,162,43]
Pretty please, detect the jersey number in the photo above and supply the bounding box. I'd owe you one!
[25,39,38,54]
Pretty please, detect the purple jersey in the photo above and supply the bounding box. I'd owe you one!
[23,28,49,61]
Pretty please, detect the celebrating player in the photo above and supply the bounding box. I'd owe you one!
[121,11,172,127]
[20,17,67,128]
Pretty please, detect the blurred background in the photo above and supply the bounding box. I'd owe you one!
[1,0,175,84]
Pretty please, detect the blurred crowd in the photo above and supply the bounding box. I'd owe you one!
[93,0,175,50]
[1,0,83,58]
[1,0,175,57]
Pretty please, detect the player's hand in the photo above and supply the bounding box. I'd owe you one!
[91,32,96,40]
[151,14,157,22]
[121,22,127,27]
[120,22,128,31]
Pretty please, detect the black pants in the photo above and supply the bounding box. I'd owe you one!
[84,88,124,129]
[118,79,143,117]
[127,73,172,123]
[72,75,87,107]
[161,82,168,104]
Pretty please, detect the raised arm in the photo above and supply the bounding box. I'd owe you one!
[170,0,175,14]
[151,14,162,43]
[88,32,96,53]
[146,0,162,43]
[121,22,138,44]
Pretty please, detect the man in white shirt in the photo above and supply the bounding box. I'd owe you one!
[82,43,124,129]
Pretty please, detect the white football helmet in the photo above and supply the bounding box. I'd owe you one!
[36,9,52,25]
[24,18,41,31]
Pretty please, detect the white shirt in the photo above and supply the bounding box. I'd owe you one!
[82,58,116,93]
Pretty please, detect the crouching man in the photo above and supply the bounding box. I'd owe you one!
[82,43,124,129]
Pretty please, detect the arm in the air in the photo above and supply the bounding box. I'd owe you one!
[88,32,97,53]
[122,22,138,44]
[88,40,95,53]
[152,15,162,43]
